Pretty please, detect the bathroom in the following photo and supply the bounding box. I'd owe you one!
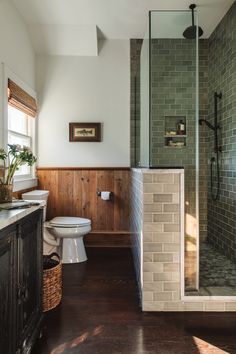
[0,0,236,353]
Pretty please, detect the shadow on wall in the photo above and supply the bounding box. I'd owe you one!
[97,27,107,55]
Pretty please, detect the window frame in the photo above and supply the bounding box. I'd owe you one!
[1,64,38,190]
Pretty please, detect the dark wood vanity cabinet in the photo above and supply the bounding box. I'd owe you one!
[0,224,17,354]
[0,208,43,354]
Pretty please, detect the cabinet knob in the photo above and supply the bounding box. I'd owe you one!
[23,287,29,301]
[17,284,28,301]
[17,284,22,300]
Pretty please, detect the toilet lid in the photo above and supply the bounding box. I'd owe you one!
[49,216,91,227]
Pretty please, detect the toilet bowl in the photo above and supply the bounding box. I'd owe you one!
[45,217,91,263]
[22,190,91,264]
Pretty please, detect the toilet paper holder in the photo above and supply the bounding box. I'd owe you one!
[97,191,114,198]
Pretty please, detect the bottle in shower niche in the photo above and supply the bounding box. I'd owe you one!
[177,119,185,135]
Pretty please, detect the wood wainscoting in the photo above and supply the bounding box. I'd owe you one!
[37,167,131,247]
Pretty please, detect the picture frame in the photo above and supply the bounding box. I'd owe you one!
[69,122,101,142]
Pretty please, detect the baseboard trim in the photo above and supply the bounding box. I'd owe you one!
[85,232,131,248]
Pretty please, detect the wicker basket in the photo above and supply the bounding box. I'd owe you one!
[43,253,62,312]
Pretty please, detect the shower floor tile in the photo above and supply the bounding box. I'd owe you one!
[200,242,236,287]
[186,241,236,296]
[186,286,236,296]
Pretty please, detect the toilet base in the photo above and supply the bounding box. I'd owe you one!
[62,237,87,263]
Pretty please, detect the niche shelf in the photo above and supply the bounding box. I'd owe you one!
[164,116,187,148]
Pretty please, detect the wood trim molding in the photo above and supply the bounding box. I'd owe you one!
[37,167,131,171]
[85,232,131,248]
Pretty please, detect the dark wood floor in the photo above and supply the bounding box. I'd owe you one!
[32,248,236,354]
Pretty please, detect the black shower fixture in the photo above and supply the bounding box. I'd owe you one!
[199,92,222,154]
[183,4,204,39]
[199,118,215,131]
[199,92,222,201]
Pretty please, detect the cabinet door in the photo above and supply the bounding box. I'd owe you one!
[17,209,43,353]
[0,226,17,354]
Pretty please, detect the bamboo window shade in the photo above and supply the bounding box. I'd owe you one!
[8,79,37,117]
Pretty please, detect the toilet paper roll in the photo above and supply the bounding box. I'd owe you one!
[101,191,111,200]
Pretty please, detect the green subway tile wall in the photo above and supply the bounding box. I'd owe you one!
[207,2,236,260]
[130,39,142,167]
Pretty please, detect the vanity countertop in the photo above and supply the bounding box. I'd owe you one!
[0,205,42,230]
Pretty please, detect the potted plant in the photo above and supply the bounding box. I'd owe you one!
[0,144,37,203]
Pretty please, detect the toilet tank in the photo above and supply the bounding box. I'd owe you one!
[22,190,49,221]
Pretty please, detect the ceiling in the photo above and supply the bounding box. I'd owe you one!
[10,0,234,55]
[11,0,234,39]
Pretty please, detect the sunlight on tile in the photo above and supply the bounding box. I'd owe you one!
[186,213,197,241]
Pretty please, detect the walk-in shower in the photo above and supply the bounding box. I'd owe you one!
[131,2,236,298]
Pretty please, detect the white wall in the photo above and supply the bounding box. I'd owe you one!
[0,0,35,88]
[36,40,130,167]
[0,0,35,147]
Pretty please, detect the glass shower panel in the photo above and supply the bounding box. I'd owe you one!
[149,11,199,293]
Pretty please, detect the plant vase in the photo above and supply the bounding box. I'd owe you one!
[0,184,13,203]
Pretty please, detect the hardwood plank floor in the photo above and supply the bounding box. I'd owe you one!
[32,248,236,354]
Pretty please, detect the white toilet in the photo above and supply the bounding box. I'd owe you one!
[22,190,91,264]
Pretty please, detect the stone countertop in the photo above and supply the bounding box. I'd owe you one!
[0,205,42,230]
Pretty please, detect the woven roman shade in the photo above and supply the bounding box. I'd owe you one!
[8,79,37,118]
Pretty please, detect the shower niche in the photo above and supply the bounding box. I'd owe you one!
[164,116,187,148]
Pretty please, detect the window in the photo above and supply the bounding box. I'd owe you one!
[7,78,37,180]
[7,105,35,178]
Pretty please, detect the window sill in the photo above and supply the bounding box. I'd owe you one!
[13,178,38,192]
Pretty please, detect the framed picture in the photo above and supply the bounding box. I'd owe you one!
[69,122,101,142]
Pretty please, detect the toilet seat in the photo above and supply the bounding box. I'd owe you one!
[45,217,91,263]
[49,216,91,228]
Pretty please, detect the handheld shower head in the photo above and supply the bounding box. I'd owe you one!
[199,119,215,131]
[199,119,204,126]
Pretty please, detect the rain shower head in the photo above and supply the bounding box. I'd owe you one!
[183,4,203,39]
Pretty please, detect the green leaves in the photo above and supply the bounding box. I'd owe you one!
[0,148,7,161]
[0,144,37,184]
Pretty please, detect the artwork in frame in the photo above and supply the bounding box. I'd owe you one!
[69,122,101,142]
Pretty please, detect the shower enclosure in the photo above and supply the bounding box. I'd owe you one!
[131,3,236,297]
